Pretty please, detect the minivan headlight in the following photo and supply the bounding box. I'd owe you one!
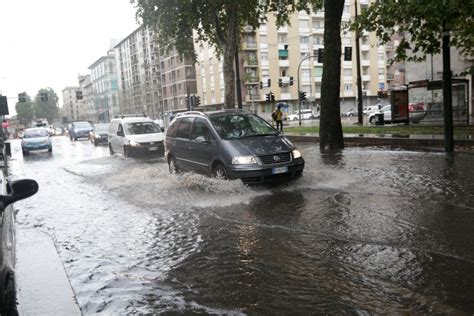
[232,156,257,165]
[129,140,139,147]
[292,149,302,159]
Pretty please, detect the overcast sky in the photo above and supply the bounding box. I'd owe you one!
[0,0,139,115]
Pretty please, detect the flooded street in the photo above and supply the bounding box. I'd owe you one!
[9,136,474,314]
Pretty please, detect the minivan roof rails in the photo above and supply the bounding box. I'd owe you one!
[176,111,206,117]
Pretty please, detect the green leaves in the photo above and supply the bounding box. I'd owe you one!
[352,0,474,73]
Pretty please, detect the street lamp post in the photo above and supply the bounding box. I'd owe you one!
[297,55,317,126]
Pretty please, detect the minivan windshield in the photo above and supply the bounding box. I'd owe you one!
[210,114,277,140]
[125,122,161,135]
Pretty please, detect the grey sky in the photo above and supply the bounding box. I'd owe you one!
[0,0,139,115]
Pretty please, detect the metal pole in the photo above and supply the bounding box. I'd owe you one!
[297,55,318,126]
[355,0,364,125]
[442,23,453,153]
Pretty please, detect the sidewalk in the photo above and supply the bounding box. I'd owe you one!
[285,132,474,151]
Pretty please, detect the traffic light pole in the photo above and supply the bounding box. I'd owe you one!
[297,55,317,126]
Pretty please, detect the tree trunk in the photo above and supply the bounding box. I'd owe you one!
[222,4,240,109]
[319,0,345,150]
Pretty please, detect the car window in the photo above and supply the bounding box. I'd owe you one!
[117,124,124,136]
[124,122,161,135]
[210,114,277,140]
[23,129,48,138]
[166,119,180,137]
[175,117,193,139]
[190,118,211,141]
[381,105,391,111]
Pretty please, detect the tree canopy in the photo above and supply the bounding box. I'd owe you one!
[15,93,35,126]
[34,88,59,123]
[353,0,474,74]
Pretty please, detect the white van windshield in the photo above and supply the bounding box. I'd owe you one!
[125,122,161,135]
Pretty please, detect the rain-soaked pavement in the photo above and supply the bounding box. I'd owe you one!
[8,136,474,314]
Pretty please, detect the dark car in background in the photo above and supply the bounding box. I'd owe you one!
[89,123,109,146]
[68,121,93,141]
[165,110,305,184]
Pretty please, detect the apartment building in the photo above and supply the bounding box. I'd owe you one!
[196,0,389,116]
[77,74,94,122]
[61,86,80,121]
[88,50,119,122]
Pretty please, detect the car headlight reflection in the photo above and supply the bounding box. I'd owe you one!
[129,140,139,147]
[292,149,302,159]
[232,156,257,165]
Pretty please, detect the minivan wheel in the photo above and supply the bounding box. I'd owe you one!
[168,156,179,174]
[213,164,229,180]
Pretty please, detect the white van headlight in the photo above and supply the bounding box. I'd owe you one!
[292,149,302,159]
[232,156,257,165]
[129,140,139,147]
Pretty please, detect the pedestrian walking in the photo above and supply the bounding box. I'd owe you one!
[272,105,283,132]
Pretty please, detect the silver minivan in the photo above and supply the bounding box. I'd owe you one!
[165,110,305,184]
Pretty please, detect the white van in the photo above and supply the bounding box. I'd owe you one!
[363,105,381,116]
[108,116,165,158]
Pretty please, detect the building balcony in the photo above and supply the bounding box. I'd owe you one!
[243,25,255,33]
[343,91,354,97]
[343,76,353,82]
[277,26,288,33]
[260,60,269,68]
[362,75,371,81]
[244,74,259,84]
[314,76,322,82]
[361,44,370,51]
[245,94,260,103]
[243,58,258,68]
[361,60,370,66]
[242,42,258,50]
[312,28,324,34]
[299,28,311,36]
[259,25,267,34]
[312,44,324,50]
[279,59,290,67]
[260,43,268,51]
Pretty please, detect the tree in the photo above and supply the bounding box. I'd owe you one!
[132,0,320,109]
[15,93,35,126]
[319,0,345,150]
[35,88,59,123]
[353,0,474,152]
[353,0,473,73]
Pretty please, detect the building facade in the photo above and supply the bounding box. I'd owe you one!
[78,74,94,122]
[195,0,389,117]
[61,86,80,122]
[88,51,120,122]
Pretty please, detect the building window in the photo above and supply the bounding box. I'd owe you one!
[260,35,267,43]
[300,36,309,44]
[278,34,287,44]
[344,83,352,91]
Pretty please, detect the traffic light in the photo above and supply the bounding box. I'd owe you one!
[18,93,26,102]
[259,81,263,89]
[377,90,384,98]
[289,76,294,86]
[267,78,271,87]
[278,78,283,87]
[344,47,352,61]
[317,48,324,63]
[76,90,83,100]
[270,93,275,102]
[265,93,270,102]
[40,92,48,102]
[299,91,307,102]
[195,95,200,107]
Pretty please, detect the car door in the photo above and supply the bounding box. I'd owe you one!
[173,117,193,170]
[114,124,125,153]
[187,118,215,174]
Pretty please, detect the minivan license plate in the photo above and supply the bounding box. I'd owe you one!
[272,166,288,174]
[148,146,158,151]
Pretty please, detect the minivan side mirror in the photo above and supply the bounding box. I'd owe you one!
[0,179,38,209]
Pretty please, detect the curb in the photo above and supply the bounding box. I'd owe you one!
[285,134,474,150]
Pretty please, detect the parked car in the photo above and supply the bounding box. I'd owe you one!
[165,110,305,184]
[21,128,52,155]
[89,123,109,146]
[342,109,358,117]
[363,105,382,116]
[108,116,165,158]
[0,177,38,316]
[68,121,93,141]
[287,109,314,121]
[368,104,426,124]
[54,127,64,136]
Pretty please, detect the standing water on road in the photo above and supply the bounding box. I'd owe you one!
[9,137,474,314]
